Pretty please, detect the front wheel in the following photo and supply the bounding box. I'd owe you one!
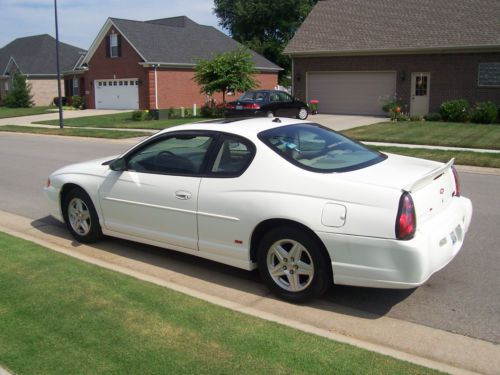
[62,187,102,243]
[257,226,331,302]
[297,107,309,120]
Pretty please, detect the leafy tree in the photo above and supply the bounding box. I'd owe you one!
[4,73,34,108]
[193,48,258,103]
[214,0,318,84]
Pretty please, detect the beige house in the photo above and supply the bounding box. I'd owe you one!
[0,34,85,106]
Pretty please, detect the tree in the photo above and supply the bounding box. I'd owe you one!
[214,0,318,84]
[4,73,34,108]
[193,48,258,103]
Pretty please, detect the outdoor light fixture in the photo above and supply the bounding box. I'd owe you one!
[295,73,301,82]
[400,71,406,81]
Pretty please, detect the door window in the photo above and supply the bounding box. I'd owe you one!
[415,75,428,96]
[277,92,293,102]
[127,134,214,175]
[211,136,255,176]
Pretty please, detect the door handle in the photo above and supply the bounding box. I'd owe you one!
[175,191,192,200]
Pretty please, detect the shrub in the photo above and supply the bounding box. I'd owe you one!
[4,73,34,108]
[53,96,67,106]
[71,96,83,109]
[439,99,470,122]
[201,103,225,118]
[470,101,497,124]
[410,115,423,122]
[132,110,146,121]
[424,112,441,121]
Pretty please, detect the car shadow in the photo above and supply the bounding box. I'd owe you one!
[31,216,415,319]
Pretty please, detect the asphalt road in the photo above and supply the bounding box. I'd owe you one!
[1,132,499,344]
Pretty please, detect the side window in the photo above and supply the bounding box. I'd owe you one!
[278,92,293,102]
[211,136,254,176]
[127,134,214,175]
[270,93,280,102]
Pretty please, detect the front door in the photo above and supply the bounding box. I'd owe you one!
[410,72,430,116]
[99,132,216,250]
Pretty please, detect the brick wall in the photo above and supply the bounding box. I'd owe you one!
[83,28,150,109]
[293,52,500,113]
[27,78,59,106]
[150,69,278,109]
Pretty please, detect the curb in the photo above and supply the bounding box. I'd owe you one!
[1,211,498,375]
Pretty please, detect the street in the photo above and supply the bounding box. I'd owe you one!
[1,132,499,344]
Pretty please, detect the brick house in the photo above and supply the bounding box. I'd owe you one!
[0,34,85,106]
[284,0,500,116]
[65,16,281,110]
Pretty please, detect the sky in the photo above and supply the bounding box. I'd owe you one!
[0,0,223,49]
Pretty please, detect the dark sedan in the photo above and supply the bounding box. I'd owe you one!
[225,90,309,120]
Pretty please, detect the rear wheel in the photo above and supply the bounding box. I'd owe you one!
[257,226,331,302]
[297,107,309,120]
[62,187,102,243]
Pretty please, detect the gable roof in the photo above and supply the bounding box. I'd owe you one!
[285,0,500,56]
[83,16,281,71]
[0,34,86,76]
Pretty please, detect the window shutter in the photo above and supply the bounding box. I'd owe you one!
[106,35,110,58]
[117,35,122,57]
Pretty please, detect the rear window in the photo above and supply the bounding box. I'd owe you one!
[239,91,268,101]
[258,123,386,173]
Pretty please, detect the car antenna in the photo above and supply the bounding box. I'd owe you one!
[272,118,281,123]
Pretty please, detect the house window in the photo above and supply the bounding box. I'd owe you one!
[109,34,119,58]
[478,62,500,87]
[4,81,9,91]
[72,78,79,96]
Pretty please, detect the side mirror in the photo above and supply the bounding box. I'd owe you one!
[109,158,126,171]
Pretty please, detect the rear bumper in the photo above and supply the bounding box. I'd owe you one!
[225,109,266,118]
[316,196,473,289]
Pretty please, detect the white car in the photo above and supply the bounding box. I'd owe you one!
[44,118,472,302]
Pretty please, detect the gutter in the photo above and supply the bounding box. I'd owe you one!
[139,62,283,72]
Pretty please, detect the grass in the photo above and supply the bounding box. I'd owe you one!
[374,146,500,168]
[0,232,440,375]
[0,125,151,139]
[0,106,52,118]
[36,112,211,129]
[344,121,500,150]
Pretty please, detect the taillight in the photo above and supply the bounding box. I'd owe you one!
[396,192,416,240]
[226,103,236,109]
[243,103,260,109]
[451,165,460,197]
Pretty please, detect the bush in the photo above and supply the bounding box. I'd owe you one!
[53,96,67,106]
[4,73,34,108]
[410,115,423,122]
[470,101,497,124]
[132,110,148,121]
[424,112,441,121]
[164,107,195,119]
[201,103,225,118]
[439,99,470,122]
[71,96,83,109]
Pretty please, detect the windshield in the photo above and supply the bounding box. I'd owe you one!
[258,123,386,173]
[239,91,268,102]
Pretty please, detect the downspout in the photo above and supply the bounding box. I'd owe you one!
[154,64,158,110]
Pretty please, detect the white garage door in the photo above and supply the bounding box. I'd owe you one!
[307,72,396,115]
[94,79,139,109]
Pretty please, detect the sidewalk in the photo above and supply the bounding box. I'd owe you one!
[0,109,132,126]
[365,141,500,154]
[0,209,498,375]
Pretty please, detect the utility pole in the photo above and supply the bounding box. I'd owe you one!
[54,0,63,129]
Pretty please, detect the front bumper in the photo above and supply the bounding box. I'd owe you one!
[44,186,64,222]
[316,196,473,289]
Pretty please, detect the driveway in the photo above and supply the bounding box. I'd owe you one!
[0,109,132,126]
[311,114,388,131]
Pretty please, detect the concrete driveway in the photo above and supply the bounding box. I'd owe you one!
[311,114,388,131]
[0,109,132,126]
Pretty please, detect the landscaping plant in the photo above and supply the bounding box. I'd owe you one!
[470,101,497,124]
[4,73,34,108]
[439,99,470,122]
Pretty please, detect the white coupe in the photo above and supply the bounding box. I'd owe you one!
[44,118,472,301]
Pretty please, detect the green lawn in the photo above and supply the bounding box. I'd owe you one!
[0,232,439,375]
[0,125,151,139]
[36,112,211,129]
[374,146,500,168]
[0,106,52,118]
[344,121,500,150]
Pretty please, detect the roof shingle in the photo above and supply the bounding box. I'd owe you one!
[284,0,500,55]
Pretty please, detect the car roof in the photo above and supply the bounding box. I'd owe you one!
[157,117,312,139]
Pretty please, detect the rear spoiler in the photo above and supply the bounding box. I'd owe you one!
[404,158,454,193]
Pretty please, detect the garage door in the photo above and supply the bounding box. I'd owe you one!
[94,79,139,109]
[307,72,396,115]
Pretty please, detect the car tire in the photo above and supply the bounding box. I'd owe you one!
[62,187,103,243]
[266,111,274,118]
[297,107,309,120]
[257,226,332,302]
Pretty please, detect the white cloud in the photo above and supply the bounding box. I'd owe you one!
[0,0,222,49]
